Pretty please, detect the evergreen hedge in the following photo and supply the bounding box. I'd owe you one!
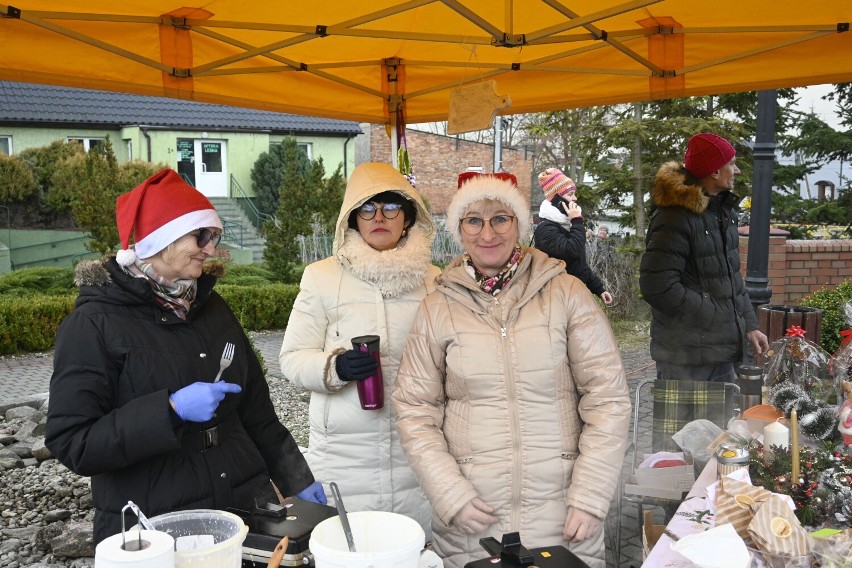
[799,279,852,355]
[0,283,300,356]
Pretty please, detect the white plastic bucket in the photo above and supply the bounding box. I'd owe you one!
[309,511,425,568]
[146,509,248,568]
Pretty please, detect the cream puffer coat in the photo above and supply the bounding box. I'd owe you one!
[279,163,440,538]
[393,247,630,568]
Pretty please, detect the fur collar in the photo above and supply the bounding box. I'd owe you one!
[74,257,225,287]
[652,161,709,215]
[537,199,571,228]
[336,224,432,298]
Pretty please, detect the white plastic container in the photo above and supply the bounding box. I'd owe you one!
[309,511,425,568]
[146,509,247,568]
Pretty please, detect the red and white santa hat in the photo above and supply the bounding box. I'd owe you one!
[115,168,222,266]
[447,172,530,247]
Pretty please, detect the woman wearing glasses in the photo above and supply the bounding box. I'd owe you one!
[279,162,439,537]
[45,169,323,545]
[393,172,630,568]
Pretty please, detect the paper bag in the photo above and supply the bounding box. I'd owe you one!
[747,495,810,559]
[715,476,771,540]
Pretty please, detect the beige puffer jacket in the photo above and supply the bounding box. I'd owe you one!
[279,163,440,538]
[393,247,630,567]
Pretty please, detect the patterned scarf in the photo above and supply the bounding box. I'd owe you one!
[463,244,523,296]
[123,258,197,320]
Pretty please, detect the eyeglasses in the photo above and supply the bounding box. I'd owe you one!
[357,202,403,220]
[459,215,516,236]
[195,228,222,248]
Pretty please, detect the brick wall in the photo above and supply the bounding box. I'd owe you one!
[739,228,852,304]
[367,124,533,216]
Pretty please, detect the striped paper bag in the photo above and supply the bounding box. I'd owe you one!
[747,495,810,558]
[715,476,772,540]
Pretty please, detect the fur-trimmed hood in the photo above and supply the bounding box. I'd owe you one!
[332,162,435,256]
[651,161,710,215]
[653,161,741,214]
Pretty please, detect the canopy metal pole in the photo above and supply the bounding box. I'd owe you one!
[390,121,399,168]
[493,115,503,172]
[744,89,776,361]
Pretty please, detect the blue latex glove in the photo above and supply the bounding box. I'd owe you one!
[296,481,327,505]
[169,381,242,422]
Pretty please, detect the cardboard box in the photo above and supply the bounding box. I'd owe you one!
[634,453,695,491]
[642,510,666,559]
[623,479,686,501]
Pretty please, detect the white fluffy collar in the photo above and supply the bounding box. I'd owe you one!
[336,224,432,298]
[538,199,571,228]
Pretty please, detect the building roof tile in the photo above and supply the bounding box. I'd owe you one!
[0,81,362,135]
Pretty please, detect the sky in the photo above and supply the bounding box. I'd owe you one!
[793,83,843,129]
[785,84,847,197]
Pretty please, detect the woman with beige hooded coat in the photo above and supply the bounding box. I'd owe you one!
[393,172,630,567]
[279,162,439,538]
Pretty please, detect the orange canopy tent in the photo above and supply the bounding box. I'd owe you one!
[1,0,851,128]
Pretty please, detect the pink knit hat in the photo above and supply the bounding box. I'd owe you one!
[115,168,222,265]
[538,168,576,202]
[684,133,736,179]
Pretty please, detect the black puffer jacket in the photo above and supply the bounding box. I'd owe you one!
[532,200,606,296]
[45,258,314,544]
[639,161,758,366]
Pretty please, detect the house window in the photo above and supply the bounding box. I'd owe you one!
[68,137,105,152]
[0,136,11,155]
[270,141,312,159]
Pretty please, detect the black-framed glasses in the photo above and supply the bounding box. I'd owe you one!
[357,202,403,220]
[195,228,222,248]
[459,215,516,236]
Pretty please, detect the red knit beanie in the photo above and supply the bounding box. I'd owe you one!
[115,168,222,266]
[684,133,736,179]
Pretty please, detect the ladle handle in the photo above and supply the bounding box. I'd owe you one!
[329,482,356,552]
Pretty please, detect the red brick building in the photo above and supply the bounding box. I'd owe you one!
[356,124,534,217]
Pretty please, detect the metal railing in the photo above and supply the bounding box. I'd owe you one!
[230,175,276,233]
[297,223,464,266]
[221,219,244,247]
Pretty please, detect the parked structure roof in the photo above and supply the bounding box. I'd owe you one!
[0,81,361,135]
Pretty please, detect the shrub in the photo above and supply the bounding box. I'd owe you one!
[0,294,76,355]
[19,140,84,210]
[216,284,299,331]
[0,267,75,296]
[0,153,37,202]
[799,279,852,354]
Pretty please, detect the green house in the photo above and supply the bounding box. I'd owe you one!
[0,81,362,270]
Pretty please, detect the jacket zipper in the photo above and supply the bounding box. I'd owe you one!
[494,299,522,531]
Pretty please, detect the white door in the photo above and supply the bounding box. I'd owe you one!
[194,139,228,197]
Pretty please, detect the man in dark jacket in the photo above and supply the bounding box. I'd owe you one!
[639,133,769,381]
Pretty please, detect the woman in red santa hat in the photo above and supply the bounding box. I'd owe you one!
[45,168,326,545]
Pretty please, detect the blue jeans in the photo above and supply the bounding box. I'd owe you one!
[655,361,736,383]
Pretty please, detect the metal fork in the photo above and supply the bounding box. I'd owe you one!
[213,342,235,382]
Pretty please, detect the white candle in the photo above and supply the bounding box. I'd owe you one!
[763,421,790,450]
[791,409,800,483]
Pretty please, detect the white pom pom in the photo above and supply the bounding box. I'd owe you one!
[115,248,137,266]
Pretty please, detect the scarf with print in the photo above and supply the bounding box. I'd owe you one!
[463,244,523,296]
[123,258,197,320]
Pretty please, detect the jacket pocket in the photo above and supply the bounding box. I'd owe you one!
[456,456,474,479]
[561,452,578,487]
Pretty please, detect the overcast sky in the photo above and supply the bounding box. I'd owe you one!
[794,83,843,129]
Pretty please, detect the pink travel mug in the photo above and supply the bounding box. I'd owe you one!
[351,335,384,410]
